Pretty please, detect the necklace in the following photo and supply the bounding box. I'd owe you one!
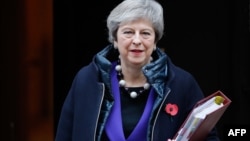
[115,60,150,98]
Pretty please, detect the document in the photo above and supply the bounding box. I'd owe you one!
[173,90,232,141]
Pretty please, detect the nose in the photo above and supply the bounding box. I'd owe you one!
[132,33,141,45]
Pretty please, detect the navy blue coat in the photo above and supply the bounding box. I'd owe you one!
[55,45,220,141]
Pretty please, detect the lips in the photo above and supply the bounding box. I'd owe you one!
[131,49,143,52]
[130,49,143,56]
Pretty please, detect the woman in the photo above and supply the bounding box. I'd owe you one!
[55,0,220,140]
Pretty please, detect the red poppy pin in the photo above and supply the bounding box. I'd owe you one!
[165,103,178,121]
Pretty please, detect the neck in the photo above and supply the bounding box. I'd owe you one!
[121,64,147,87]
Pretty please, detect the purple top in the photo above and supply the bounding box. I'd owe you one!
[105,62,155,141]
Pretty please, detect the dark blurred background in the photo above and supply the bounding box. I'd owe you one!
[1,0,249,141]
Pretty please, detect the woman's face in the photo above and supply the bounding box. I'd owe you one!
[114,18,156,68]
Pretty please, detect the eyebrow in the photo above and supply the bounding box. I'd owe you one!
[120,27,154,32]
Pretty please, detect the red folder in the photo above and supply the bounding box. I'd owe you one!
[173,90,232,141]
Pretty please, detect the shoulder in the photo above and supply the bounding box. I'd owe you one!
[166,57,203,96]
[72,62,99,85]
[167,57,195,82]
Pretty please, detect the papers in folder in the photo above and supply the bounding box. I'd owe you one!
[173,90,231,141]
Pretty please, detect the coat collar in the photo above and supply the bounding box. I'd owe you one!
[94,44,169,97]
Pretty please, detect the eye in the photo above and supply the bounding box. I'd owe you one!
[141,31,151,38]
[123,30,134,38]
[123,31,134,34]
[142,32,150,35]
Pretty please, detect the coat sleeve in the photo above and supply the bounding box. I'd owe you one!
[55,79,76,141]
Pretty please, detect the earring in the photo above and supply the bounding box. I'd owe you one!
[113,42,118,49]
[153,46,157,51]
[150,56,153,62]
